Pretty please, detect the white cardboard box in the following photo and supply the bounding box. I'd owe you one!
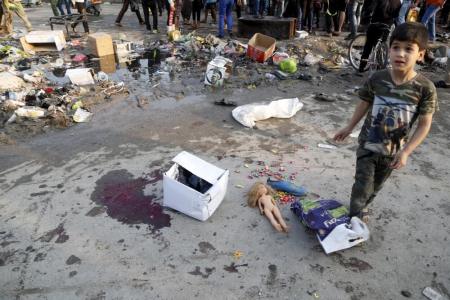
[20,30,66,53]
[163,151,229,221]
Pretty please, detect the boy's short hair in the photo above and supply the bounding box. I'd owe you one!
[389,22,429,50]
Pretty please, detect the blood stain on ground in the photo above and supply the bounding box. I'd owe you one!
[224,262,249,273]
[90,169,171,231]
[38,223,69,243]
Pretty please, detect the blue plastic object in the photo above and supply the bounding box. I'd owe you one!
[267,178,307,197]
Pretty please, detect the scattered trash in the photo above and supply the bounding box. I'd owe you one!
[65,68,95,85]
[20,30,66,53]
[317,143,337,150]
[422,287,444,300]
[279,58,298,73]
[205,56,233,87]
[296,30,309,39]
[15,106,46,118]
[88,32,115,57]
[401,290,412,298]
[303,53,323,66]
[247,33,276,63]
[73,108,92,123]
[214,99,237,107]
[232,98,304,128]
[272,52,289,65]
[265,73,276,80]
[315,93,335,102]
[291,199,370,254]
[350,130,360,138]
[232,250,243,259]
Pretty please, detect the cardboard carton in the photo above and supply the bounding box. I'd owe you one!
[20,30,66,53]
[163,151,229,221]
[88,32,114,57]
[246,33,276,63]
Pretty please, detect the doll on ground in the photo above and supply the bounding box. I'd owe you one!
[247,182,289,233]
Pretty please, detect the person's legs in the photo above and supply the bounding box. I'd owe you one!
[135,6,145,23]
[349,148,376,217]
[348,1,356,36]
[359,23,381,71]
[396,0,411,25]
[14,2,32,30]
[57,0,65,15]
[235,0,241,18]
[355,1,362,28]
[149,1,158,29]
[64,0,72,14]
[421,5,440,41]
[225,0,233,33]
[365,155,393,207]
[218,0,226,36]
[337,0,346,32]
[142,0,151,29]
[116,0,130,23]
[50,0,60,16]
[254,0,259,15]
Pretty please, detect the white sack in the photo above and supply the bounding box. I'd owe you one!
[232,98,304,128]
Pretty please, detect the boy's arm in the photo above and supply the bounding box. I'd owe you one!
[333,100,371,141]
[390,113,433,169]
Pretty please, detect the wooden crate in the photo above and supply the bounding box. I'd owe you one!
[238,17,296,40]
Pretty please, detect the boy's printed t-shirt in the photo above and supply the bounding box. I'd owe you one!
[358,70,437,156]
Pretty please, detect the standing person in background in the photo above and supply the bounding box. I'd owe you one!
[235,0,242,18]
[421,0,446,43]
[72,0,89,33]
[346,0,364,40]
[202,0,217,23]
[182,0,192,24]
[218,0,233,37]
[142,0,158,32]
[302,0,313,32]
[274,0,284,17]
[167,0,180,28]
[358,0,401,72]
[283,0,302,29]
[115,0,145,27]
[312,0,322,29]
[325,0,339,36]
[50,0,59,16]
[192,0,202,28]
[397,0,419,24]
[336,0,347,35]
[57,0,72,15]
[253,0,266,18]
[440,0,450,26]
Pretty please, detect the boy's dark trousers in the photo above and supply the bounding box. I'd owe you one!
[349,147,394,217]
[142,0,158,30]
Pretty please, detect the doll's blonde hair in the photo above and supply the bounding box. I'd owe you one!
[247,182,275,208]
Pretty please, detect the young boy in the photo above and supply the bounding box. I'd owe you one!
[334,22,438,222]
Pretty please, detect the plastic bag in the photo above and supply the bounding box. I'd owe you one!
[291,199,369,254]
[232,98,304,128]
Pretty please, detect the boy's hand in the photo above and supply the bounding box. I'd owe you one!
[390,150,409,169]
[333,126,352,142]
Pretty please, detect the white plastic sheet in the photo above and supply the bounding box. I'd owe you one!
[232,98,304,128]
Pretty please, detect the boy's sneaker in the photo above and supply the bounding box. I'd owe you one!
[267,178,307,197]
[152,29,159,34]
[228,31,233,38]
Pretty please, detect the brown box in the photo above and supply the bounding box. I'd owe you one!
[88,33,114,57]
[246,33,276,63]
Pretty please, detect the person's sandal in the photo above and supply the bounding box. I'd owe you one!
[360,208,370,224]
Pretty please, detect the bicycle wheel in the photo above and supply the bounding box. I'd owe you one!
[348,34,368,71]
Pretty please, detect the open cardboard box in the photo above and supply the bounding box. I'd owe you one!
[20,30,66,54]
[163,151,229,221]
[246,33,276,63]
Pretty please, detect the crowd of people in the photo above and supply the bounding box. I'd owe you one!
[102,0,450,40]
